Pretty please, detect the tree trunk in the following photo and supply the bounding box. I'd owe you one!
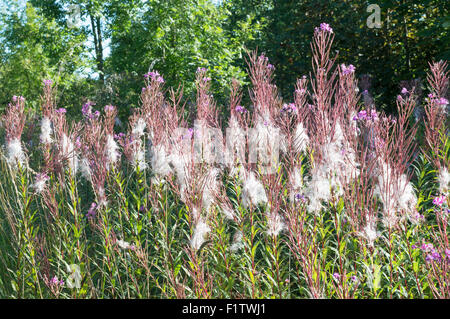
[90,13,104,83]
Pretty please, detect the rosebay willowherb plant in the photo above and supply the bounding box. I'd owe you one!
[0,24,448,299]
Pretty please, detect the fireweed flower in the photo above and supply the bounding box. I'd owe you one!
[281,103,297,113]
[401,87,409,94]
[144,71,165,83]
[196,67,207,73]
[421,243,436,254]
[426,252,442,263]
[332,273,340,281]
[86,202,97,219]
[81,102,94,117]
[341,64,355,75]
[235,105,246,113]
[49,276,64,287]
[81,102,100,120]
[104,104,116,113]
[294,193,306,203]
[43,79,53,86]
[433,195,446,206]
[438,97,449,105]
[315,22,333,33]
[55,108,66,114]
[353,109,378,122]
[186,128,194,139]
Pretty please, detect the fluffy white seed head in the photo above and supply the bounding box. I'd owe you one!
[61,134,78,175]
[105,134,120,168]
[266,213,285,237]
[438,167,449,193]
[229,231,243,252]
[241,172,268,208]
[40,117,53,145]
[117,239,134,250]
[131,139,147,170]
[190,219,211,250]
[359,220,379,247]
[33,174,49,193]
[132,118,146,138]
[289,166,304,202]
[6,138,26,168]
[150,144,172,177]
[374,161,417,220]
[80,157,91,180]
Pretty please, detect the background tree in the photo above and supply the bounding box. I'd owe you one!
[224,0,449,112]
[0,1,90,112]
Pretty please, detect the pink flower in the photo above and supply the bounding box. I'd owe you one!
[401,87,408,94]
[235,105,245,113]
[319,23,333,33]
[438,97,449,105]
[281,103,297,113]
[341,64,355,75]
[104,105,116,113]
[144,71,164,83]
[433,195,446,206]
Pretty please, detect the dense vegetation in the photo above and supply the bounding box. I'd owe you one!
[0,1,448,299]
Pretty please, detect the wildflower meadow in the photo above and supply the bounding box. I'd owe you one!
[0,17,449,300]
